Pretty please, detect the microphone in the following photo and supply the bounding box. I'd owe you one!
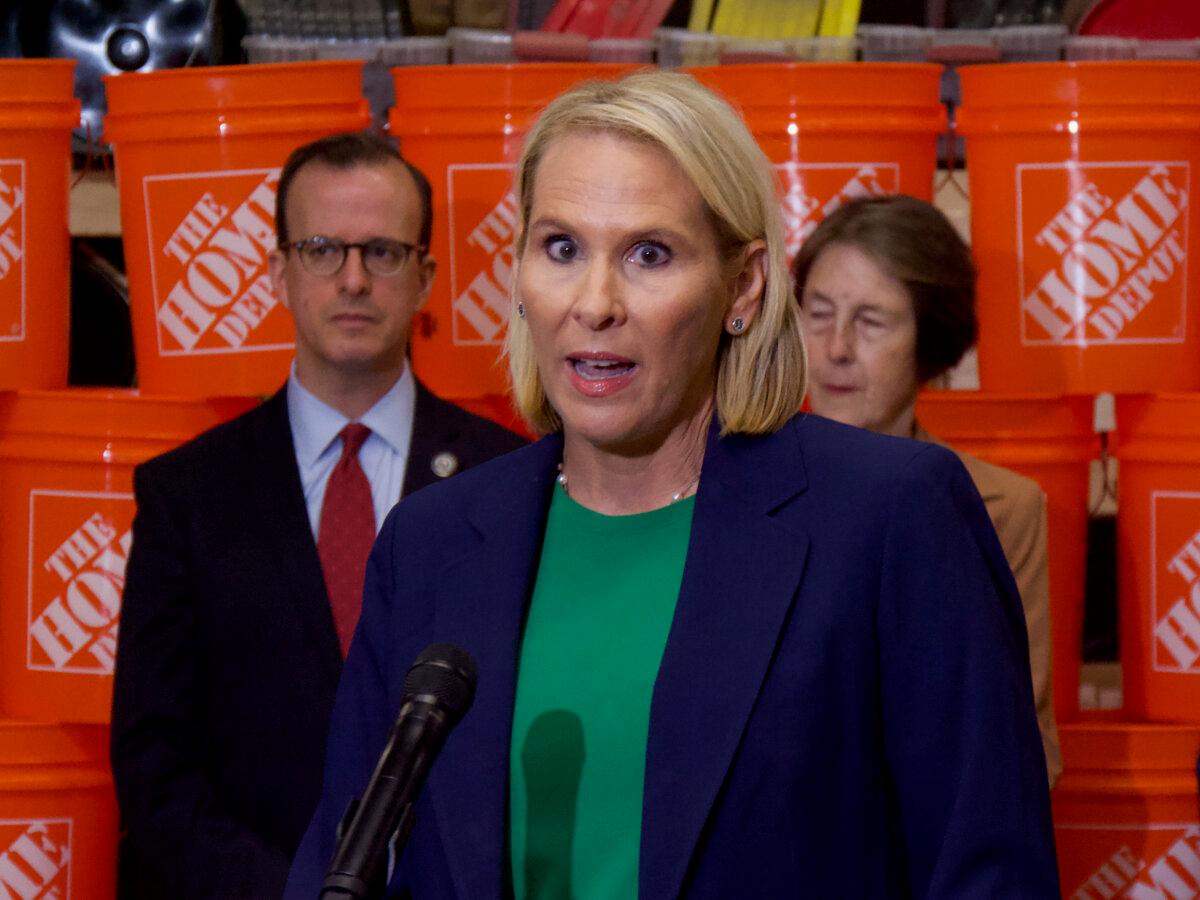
[320,643,478,898]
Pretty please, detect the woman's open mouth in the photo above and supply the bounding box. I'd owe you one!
[566,353,638,397]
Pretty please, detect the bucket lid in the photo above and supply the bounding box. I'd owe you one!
[0,720,109,766]
[0,60,81,130]
[0,59,77,105]
[690,63,946,134]
[692,62,945,110]
[104,61,365,117]
[0,389,256,443]
[390,63,635,112]
[1059,722,1200,771]
[958,60,1200,127]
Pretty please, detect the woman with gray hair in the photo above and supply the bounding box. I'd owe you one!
[286,72,1057,898]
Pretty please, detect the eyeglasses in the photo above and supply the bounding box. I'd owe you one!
[279,235,425,278]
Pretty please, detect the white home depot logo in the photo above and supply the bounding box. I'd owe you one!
[0,819,71,899]
[1125,827,1200,899]
[1151,492,1200,674]
[447,164,518,347]
[1063,825,1200,900]
[1071,844,1142,898]
[775,162,898,259]
[27,490,133,675]
[0,160,25,342]
[1018,162,1190,346]
[144,168,293,356]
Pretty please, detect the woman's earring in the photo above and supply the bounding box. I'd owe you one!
[730,316,745,334]
[517,302,526,319]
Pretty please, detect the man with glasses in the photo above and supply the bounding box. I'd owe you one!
[110,131,524,899]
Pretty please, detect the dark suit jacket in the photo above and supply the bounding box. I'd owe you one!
[110,380,526,899]
[286,413,1059,898]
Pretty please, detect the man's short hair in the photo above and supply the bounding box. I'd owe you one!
[275,131,433,251]
[792,195,978,383]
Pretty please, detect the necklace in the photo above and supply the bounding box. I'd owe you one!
[556,463,699,505]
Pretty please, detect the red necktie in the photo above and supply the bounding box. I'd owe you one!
[317,423,375,657]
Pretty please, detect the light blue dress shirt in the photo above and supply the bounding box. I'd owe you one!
[286,363,416,537]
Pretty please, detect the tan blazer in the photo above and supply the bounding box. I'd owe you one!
[915,425,1062,787]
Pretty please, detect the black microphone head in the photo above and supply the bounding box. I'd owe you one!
[403,643,478,721]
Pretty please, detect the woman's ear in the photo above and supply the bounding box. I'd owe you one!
[725,239,767,336]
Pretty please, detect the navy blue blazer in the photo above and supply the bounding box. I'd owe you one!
[286,412,1059,898]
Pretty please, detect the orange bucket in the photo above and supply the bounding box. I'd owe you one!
[104,63,370,397]
[1053,722,1200,898]
[0,61,79,391]
[388,63,633,426]
[0,721,116,899]
[916,392,1097,721]
[1114,394,1200,722]
[958,63,1200,394]
[0,390,254,723]
[688,63,945,261]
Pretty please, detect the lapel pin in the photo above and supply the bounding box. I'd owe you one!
[431,452,459,478]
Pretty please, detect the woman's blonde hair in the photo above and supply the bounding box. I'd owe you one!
[505,70,807,436]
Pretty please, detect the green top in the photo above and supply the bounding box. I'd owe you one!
[509,483,696,899]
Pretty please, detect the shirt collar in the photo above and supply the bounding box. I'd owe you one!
[287,361,416,466]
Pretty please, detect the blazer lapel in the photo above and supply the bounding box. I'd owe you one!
[402,381,449,498]
[427,436,562,900]
[250,389,343,686]
[641,421,811,900]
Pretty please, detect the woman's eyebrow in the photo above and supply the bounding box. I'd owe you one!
[526,216,574,233]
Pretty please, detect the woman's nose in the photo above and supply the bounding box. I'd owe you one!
[571,261,625,330]
[826,320,855,363]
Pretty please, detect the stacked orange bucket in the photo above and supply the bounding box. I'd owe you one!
[0,60,373,897]
[957,60,1200,895]
[0,59,121,900]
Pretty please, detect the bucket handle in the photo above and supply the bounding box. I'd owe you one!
[70,118,112,190]
[1089,432,1118,517]
[936,114,969,204]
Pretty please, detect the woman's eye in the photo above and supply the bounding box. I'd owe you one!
[629,241,670,268]
[544,236,577,262]
[857,315,887,333]
[801,305,833,326]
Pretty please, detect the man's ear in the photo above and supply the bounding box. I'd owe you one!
[726,239,767,334]
[267,248,290,311]
[415,254,437,310]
